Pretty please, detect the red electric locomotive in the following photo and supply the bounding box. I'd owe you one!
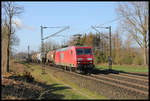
[55,46,94,74]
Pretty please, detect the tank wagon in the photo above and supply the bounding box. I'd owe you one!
[31,53,42,63]
[46,50,56,65]
[31,54,37,63]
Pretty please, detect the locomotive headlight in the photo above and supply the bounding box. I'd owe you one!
[87,58,92,60]
[77,58,83,61]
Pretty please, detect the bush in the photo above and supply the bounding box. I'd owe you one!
[133,55,143,65]
[22,71,34,82]
[120,55,133,65]
[94,50,107,64]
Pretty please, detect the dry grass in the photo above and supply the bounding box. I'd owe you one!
[1,61,70,100]
[2,72,42,100]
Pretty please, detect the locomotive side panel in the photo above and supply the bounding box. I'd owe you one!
[55,51,59,65]
[55,46,76,67]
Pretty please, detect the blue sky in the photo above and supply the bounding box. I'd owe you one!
[11,2,124,53]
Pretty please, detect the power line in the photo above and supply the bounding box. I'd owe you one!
[43,26,69,40]
[72,26,92,37]
[72,17,122,37]
[70,17,122,38]
[95,17,122,27]
[95,11,139,28]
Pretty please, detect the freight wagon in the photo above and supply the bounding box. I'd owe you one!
[31,53,42,63]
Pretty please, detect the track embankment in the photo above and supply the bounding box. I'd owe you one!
[39,64,149,99]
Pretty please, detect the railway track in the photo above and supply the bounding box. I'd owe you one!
[78,73,148,97]
[108,73,148,82]
[92,69,148,85]
[97,73,148,86]
[121,72,148,77]
[118,73,148,81]
[30,63,148,99]
[43,64,149,97]
[90,74,148,92]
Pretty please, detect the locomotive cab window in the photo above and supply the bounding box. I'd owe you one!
[84,49,92,54]
[76,48,92,55]
[76,49,84,55]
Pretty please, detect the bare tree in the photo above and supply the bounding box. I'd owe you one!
[2,2,24,72]
[43,41,53,52]
[114,31,122,64]
[116,2,149,65]
[39,40,58,54]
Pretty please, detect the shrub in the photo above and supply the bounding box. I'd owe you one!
[133,55,143,65]
[120,55,133,65]
[22,71,34,82]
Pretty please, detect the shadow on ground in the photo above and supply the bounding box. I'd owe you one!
[92,67,148,77]
[2,74,71,100]
[92,68,121,75]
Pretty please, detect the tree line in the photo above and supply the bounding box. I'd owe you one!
[68,31,148,65]
[2,2,24,73]
[68,2,149,66]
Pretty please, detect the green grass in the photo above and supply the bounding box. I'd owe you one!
[95,64,149,73]
[51,69,106,99]
[23,63,106,99]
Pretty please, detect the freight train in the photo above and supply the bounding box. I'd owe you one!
[31,46,95,74]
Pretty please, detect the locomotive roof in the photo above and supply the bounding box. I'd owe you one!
[56,46,92,52]
[56,46,71,52]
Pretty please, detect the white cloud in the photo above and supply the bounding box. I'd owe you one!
[13,18,24,29]
[13,18,36,30]
[25,25,36,30]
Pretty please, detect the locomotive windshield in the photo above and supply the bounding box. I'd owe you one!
[76,48,92,55]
